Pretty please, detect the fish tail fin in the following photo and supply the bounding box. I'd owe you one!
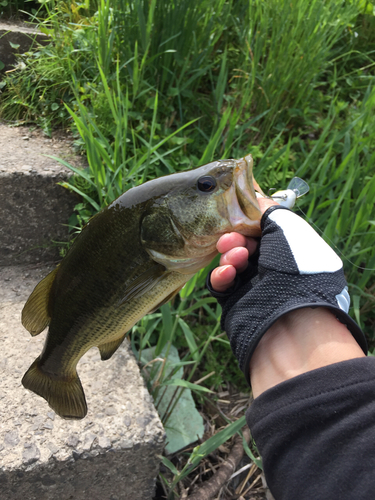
[22,358,87,420]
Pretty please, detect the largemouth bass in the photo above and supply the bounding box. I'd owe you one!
[21,154,263,419]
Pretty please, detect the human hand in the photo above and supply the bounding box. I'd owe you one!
[207,197,367,386]
[210,197,278,292]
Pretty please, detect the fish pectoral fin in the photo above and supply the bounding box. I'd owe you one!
[117,263,167,307]
[22,266,59,336]
[148,285,184,313]
[22,357,87,420]
[98,334,127,361]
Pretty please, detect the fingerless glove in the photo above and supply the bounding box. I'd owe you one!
[207,206,367,384]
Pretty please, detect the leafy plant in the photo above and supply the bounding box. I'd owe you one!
[159,416,255,499]
[0,0,45,18]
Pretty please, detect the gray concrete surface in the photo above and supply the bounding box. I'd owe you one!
[0,20,50,73]
[0,124,85,265]
[0,124,165,499]
[0,265,166,499]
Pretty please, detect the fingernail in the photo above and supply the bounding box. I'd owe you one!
[218,265,231,275]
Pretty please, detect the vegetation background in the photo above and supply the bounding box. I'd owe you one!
[1,0,375,497]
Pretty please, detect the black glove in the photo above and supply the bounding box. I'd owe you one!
[207,205,367,385]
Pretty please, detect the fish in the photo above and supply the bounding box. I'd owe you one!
[21,154,264,419]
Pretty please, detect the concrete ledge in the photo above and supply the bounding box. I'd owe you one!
[0,126,166,498]
[0,266,165,499]
[0,170,79,265]
[0,21,50,72]
[0,124,86,265]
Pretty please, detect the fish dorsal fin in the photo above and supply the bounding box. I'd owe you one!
[98,333,127,361]
[22,266,59,336]
[117,263,166,307]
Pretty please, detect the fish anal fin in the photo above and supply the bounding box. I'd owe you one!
[98,333,127,361]
[149,286,184,314]
[22,266,59,336]
[117,264,166,307]
[22,357,87,420]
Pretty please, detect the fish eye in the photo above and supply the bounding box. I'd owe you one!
[197,176,217,193]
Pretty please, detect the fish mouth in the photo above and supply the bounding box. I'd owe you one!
[223,154,265,237]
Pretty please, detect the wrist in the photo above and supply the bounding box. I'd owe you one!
[249,307,366,398]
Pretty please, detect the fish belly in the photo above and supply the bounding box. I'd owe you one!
[59,271,193,368]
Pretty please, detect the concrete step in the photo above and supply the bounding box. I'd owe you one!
[0,123,83,265]
[0,264,165,499]
[0,20,50,73]
[0,123,166,498]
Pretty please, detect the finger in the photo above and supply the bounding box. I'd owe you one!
[216,232,247,253]
[210,265,237,292]
[219,246,249,273]
[257,196,279,214]
[217,232,258,256]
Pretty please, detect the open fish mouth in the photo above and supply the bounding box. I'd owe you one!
[222,154,265,237]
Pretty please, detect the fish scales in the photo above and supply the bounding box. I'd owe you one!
[21,154,264,419]
[58,271,191,370]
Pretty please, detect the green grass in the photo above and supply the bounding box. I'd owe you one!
[0,0,49,19]
[1,0,375,495]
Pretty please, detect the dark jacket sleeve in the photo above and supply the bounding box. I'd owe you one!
[246,357,375,500]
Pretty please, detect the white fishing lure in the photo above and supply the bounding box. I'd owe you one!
[270,177,310,208]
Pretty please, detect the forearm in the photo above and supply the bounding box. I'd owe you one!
[249,307,365,398]
[208,201,371,498]
[247,355,375,499]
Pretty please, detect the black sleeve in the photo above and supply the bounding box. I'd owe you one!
[246,357,375,500]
